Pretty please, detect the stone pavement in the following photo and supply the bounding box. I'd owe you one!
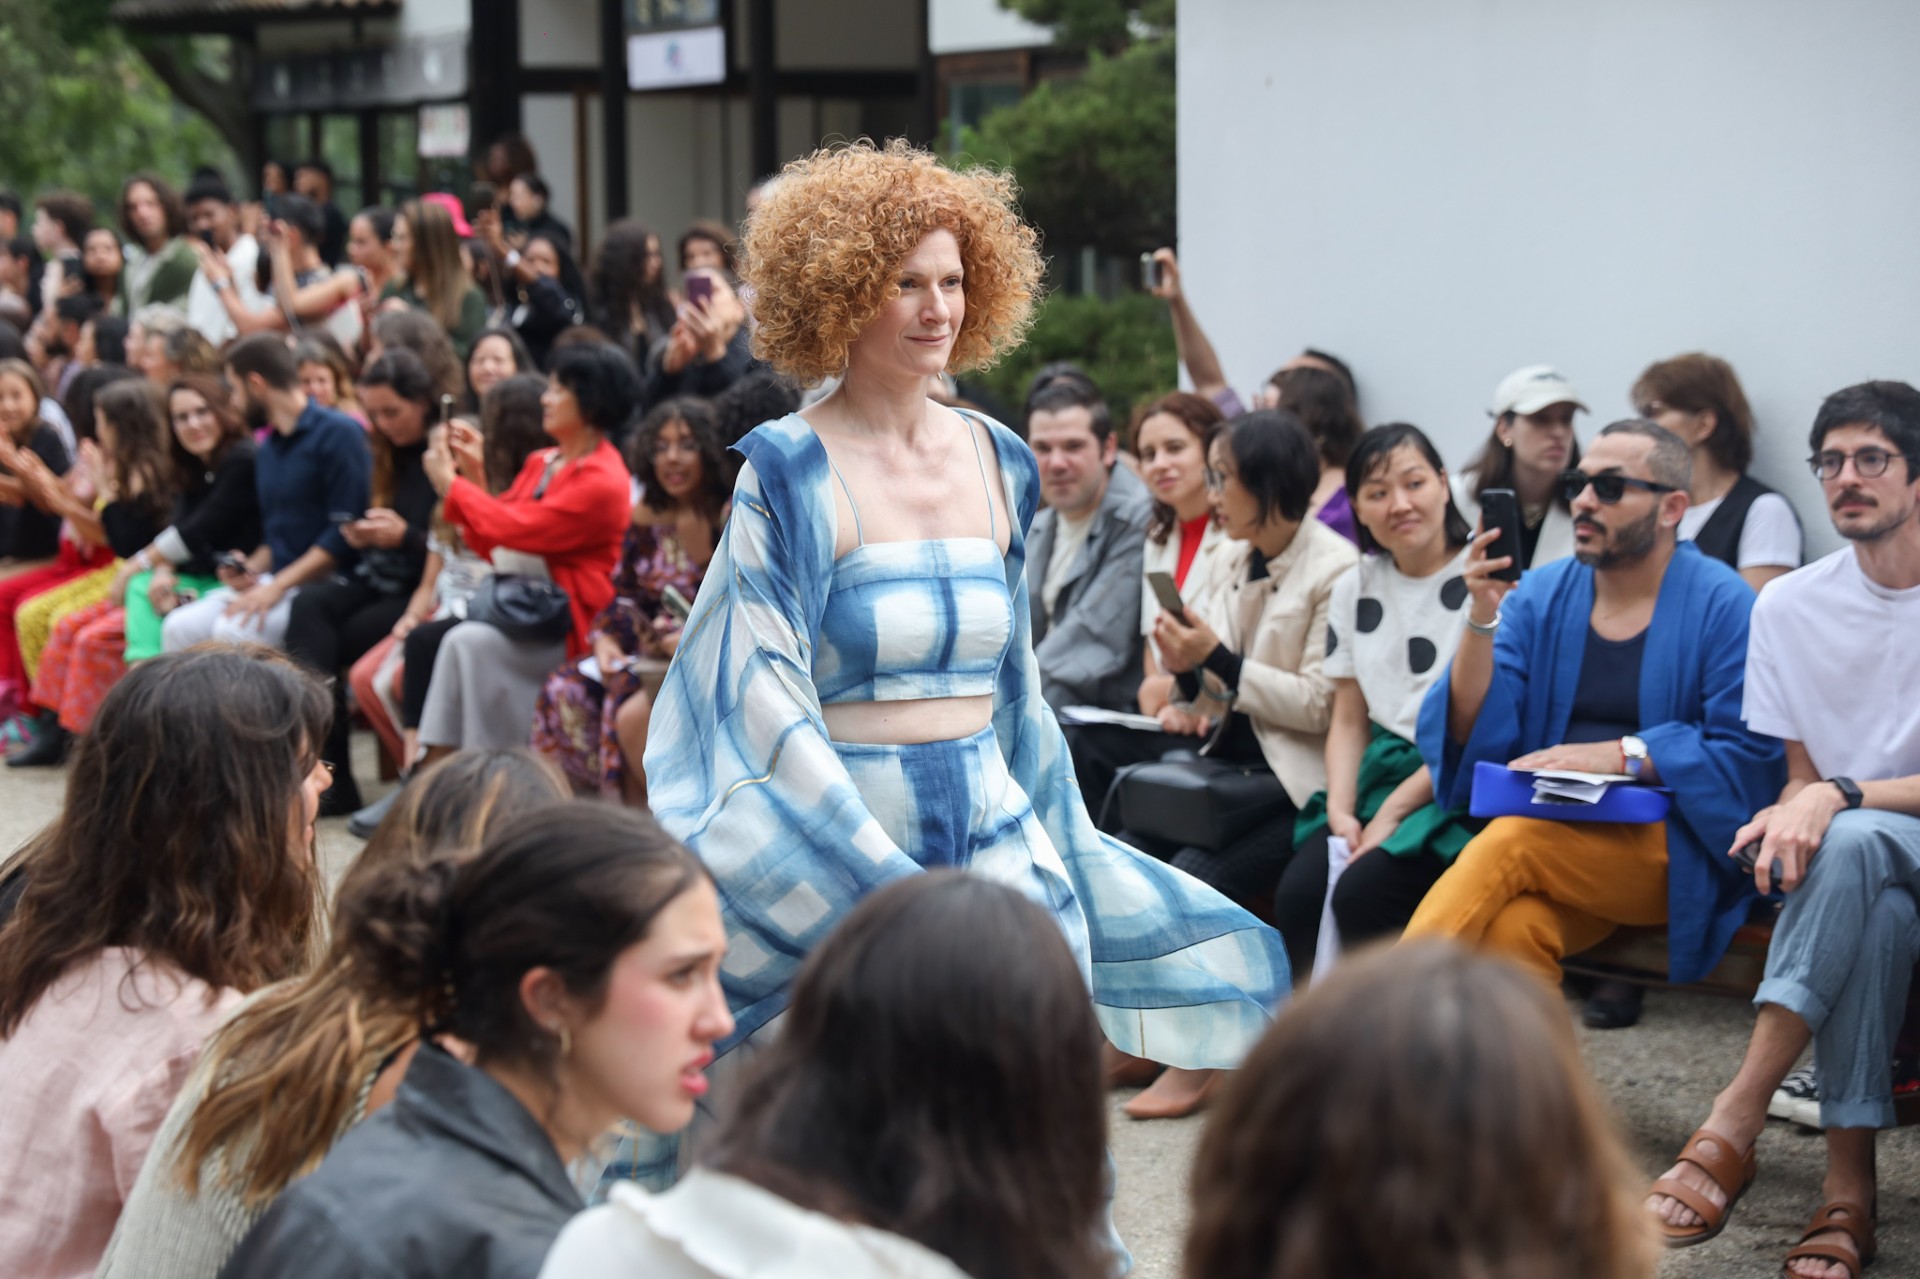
[4,756,1917,1277]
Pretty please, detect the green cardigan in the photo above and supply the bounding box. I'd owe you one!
[379,280,489,359]
[119,237,200,314]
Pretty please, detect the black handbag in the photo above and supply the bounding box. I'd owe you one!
[1115,755,1291,853]
[464,575,572,644]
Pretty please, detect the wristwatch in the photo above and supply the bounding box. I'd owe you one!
[1620,735,1649,780]
[1828,776,1864,810]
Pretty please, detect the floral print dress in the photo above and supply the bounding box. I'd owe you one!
[531,519,708,795]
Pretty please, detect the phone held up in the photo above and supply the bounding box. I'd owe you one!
[1146,570,1186,622]
[661,583,694,623]
[1139,252,1163,291]
[685,273,714,310]
[1478,488,1524,583]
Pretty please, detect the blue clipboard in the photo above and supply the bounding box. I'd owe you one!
[1469,760,1671,824]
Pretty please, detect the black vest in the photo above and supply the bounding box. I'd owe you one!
[1691,473,1774,568]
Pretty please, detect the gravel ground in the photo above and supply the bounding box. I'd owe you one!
[5,750,1917,1277]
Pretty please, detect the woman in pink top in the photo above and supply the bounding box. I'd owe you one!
[0,646,333,1279]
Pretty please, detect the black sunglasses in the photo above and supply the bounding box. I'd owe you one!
[1558,470,1679,504]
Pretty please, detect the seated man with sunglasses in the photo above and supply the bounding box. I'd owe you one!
[1646,381,1920,1277]
[1402,419,1783,1004]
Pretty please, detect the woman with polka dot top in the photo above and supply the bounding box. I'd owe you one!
[1271,423,1485,979]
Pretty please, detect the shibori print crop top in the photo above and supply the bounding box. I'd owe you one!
[812,411,1015,704]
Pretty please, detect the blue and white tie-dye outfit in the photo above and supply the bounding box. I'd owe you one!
[634,407,1287,1143]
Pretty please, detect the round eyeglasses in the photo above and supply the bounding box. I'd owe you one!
[1808,447,1913,481]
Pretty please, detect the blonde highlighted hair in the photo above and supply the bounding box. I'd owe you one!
[740,139,1043,385]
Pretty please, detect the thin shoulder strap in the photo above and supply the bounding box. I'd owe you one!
[959,410,998,542]
[823,451,865,546]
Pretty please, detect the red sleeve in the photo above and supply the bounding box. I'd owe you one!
[445,445,629,560]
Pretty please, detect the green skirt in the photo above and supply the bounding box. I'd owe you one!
[1294,724,1479,863]
[123,570,223,662]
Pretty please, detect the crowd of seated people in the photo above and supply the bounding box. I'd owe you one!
[4,135,1919,1279]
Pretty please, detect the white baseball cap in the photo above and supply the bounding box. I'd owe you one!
[1489,365,1588,418]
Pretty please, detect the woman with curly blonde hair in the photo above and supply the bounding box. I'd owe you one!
[627,140,1289,1194]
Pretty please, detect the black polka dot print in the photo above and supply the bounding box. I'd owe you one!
[1408,637,1438,674]
[1439,575,1469,611]
[1356,597,1384,633]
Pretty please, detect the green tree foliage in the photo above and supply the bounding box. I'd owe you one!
[997,0,1172,53]
[958,38,1175,262]
[0,0,237,206]
[974,291,1175,431]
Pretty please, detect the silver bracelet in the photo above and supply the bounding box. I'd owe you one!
[1465,609,1501,636]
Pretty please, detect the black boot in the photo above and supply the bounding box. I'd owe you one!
[1582,979,1644,1029]
[6,716,70,767]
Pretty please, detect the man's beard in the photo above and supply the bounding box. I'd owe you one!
[242,393,271,430]
[1573,508,1659,569]
[1834,490,1914,544]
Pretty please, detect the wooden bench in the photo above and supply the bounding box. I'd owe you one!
[1563,914,1920,1126]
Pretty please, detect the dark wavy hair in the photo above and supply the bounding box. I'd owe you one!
[176,750,568,1207]
[0,647,330,1034]
[628,396,730,519]
[165,374,250,484]
[548,341,642,442]
[1345,422,1472,558]
[1136,390,1225,543]
[588,218,675,356]
[93,377,177,528]
[370,307,465,407]
[1185,941,1656,1279]
[344,802,707,1074]
[359,348,437,508]
[710,873,1108,1279]
[1275,365,1365,470]
[478,372,550,492]
[118,173,187,246]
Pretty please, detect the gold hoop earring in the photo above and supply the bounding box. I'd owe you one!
[549,1022,571,1058]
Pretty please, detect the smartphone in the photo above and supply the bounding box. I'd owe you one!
[215,550,249,574]
[1478,488,1524,583]
[1146,570,1186,620]
[1733,841,1764,873]
[328,510,361,526]
[685,273,714,309]
[661,584,693,623]
[196,228,217,248]
[1139,252,1162,291]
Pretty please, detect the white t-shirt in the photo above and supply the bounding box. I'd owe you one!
[1679,489,1802,570]
[186,234,265,346]
[1041,508,1095,621]
[1744,547,1920,779]
[1324,545,1473,742]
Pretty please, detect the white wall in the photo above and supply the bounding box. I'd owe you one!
[1177,0,1920,558]
[520,0,597,67]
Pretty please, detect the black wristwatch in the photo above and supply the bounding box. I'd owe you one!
[1827,776,1864,810]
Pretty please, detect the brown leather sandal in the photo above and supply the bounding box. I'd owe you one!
[1782,1200,1876,1278]
[1647,1128,1758,1248]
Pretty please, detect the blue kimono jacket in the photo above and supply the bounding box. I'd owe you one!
[642,410,1289,1061]
[1416,543,1784,983]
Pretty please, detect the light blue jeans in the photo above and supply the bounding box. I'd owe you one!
[1755,809,1920,1129]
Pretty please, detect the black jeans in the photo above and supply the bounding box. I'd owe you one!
[285,576,409,803]
[1271,829,1452,978]
[401,616,463,730]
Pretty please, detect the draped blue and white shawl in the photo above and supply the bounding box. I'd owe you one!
[643,410,1290,1063]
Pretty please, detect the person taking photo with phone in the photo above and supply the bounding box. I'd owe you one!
[1400,421,1780,1012]
[1453,366,1588,571]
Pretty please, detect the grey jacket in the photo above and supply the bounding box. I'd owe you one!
[219,1045,582,1279]
[1027,462,1152,713]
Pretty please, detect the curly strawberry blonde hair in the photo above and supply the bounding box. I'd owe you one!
[741,139,1043,385]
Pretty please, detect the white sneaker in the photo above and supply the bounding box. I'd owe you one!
[1768,1066,1820,1130]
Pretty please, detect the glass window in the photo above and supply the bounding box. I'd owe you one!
[947,81,1022,151]
[319,115,364,213]
[379,111,421,206]
[263,116,307,194]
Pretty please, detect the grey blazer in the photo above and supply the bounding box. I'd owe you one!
[1027,463,1152,713]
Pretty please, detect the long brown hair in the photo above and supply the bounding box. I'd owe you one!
[176,750,568,1207]
[1136,390,1224,544]
[710,873,1109,1279]
[93,379,176,526]
[399,198,474,335]
[1631,352,1756,475]
[0,647,330,1035]
[166,374,249,484]
[357,348,436,509]
[1184,940,1656,1279]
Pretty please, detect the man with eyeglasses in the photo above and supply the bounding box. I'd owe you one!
[1646,381,1920,1276]
[1402,419,1783,1013]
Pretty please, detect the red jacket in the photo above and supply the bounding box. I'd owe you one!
[444,439,630,658]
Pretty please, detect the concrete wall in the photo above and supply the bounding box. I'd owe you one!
[1176,0,1920,558]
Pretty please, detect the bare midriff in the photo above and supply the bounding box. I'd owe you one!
[821,695,995,745]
